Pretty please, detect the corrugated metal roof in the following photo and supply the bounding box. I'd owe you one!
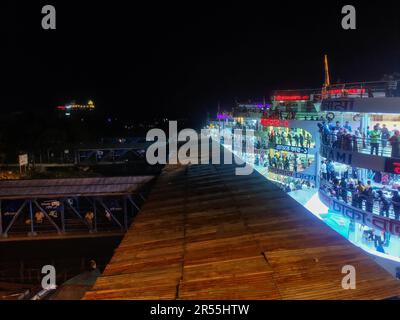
[0,176,154,199]
[83,159,400,300]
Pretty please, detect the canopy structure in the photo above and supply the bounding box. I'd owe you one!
[0,176,154,200]
[0,176,154,238]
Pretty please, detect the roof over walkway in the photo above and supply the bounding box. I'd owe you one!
[83,161,400,300]
[0,176,154,199]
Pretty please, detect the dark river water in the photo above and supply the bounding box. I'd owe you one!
[0,235,123,285]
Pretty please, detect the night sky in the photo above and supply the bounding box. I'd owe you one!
[2,1,400,125]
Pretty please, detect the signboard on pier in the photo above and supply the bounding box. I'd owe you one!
[19,154,28,166]
[18,154,28,176]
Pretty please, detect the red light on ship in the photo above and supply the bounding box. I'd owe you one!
[272,95,310,101]
[260,118,289,127]
[392,162,400,174]
[327,88,366,95]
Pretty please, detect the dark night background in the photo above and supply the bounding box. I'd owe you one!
[0,1,399,150]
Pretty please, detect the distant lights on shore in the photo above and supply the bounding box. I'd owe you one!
[56,100,95,113]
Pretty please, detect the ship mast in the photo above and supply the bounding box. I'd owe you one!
[324,54,331,87]
[322,54,331,97]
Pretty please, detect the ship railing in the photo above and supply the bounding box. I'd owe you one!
[320,132,398,158]
[323,80,398,99]
[319,179,400,220]
[253,140,316,150]
[262,111,324,121]
[273,81,399,100]
[233,107,266,114]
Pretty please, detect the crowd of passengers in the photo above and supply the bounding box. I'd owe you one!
[260,128,313,148]
[318,120,400,158]
[277,179,315,193]
[255,152,313,172]
[320,161,400,219]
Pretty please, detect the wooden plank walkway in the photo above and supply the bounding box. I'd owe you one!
[83,161,400,300]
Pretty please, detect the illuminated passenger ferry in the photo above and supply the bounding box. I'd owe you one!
[209,58,400,262]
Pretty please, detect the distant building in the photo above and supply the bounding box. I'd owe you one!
[56,100,95,117]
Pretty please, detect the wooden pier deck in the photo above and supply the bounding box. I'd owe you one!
[83,161,400,300]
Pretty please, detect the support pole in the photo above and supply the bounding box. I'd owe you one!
[28,200,36,236]
[60,199,66,233]
[123,197,128,231]
[139,193,146,202]
[128,195,140,211]
[3,200,28,237]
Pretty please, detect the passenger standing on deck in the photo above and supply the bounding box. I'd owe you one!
[381,124,390,155]
[389,130,400,158]
[281,132,287,145]
[340,178,348,203]
[283,157,290,171]
[356,180,366,209]
[343,130,352,151]
[299,133,304,148]
[369,126,381,156]
[293,134,299,147]
[293,154,298,172]
[392,191,400,220]
[85,211,94,230]
[366,126,371,147]
[349,182,358,207]
[344,121,352,132]
[331,130,338,148]
[35,211,45,224]
[305,134,311,148]
[287,132,292,146]
[377,190,390,217]
[364,181,375,213]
